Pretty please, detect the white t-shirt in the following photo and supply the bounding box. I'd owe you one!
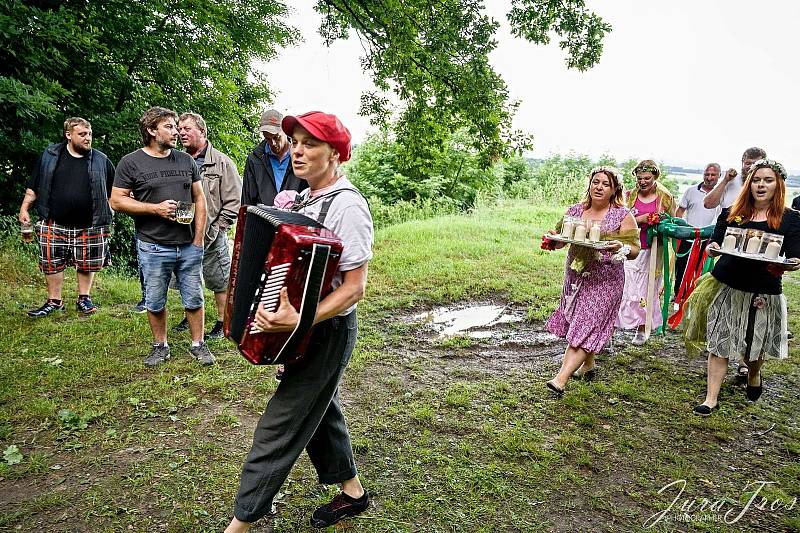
[678,183,721,228]
[295,176,373,315]
[719,174,744,209]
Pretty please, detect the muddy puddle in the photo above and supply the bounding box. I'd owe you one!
[411,304,522,338]
[408,303,561,347]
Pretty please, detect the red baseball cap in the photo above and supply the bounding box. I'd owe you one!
[281,111,352,163]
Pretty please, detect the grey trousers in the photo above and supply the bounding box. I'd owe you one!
[233,311,359,523]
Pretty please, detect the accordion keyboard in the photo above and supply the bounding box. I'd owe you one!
[249,262,291,333]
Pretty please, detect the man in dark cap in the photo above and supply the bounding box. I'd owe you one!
[241,108,307,206]
[226,111,373,532]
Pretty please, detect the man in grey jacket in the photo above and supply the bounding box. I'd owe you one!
[176,112,242,339]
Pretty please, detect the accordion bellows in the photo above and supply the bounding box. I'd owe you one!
[224,205,343,365]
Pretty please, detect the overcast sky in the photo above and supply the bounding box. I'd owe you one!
[260,0,800,172]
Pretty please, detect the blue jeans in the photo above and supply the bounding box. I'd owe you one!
[137,241,204,312]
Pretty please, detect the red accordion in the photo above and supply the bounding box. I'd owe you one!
[224,205,343,365]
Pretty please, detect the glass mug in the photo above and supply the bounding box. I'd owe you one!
[21,222,35,243]
[175,202,195,224]
[721,227,745,252]
[742,229,764,255]
[760,233,784,259]
[560,215,576,239]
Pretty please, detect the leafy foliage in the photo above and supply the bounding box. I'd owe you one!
[346,129,500,208]
[2,445,23,466]
[507,0,612,71]
[316,0,610,166]
[343,131,681,228]
[57,409,90,433]
[1,1,612,266]
[0,0,295,214]
[504,154,679,205]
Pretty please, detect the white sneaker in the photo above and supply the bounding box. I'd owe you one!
[632,330,647,346]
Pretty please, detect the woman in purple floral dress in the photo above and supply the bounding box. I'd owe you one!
[543,167,640,395]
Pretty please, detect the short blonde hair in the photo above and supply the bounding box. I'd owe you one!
[64,117,91,134]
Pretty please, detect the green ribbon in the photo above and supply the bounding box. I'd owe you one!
[644,214,716,335]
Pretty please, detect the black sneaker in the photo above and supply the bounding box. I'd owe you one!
[144,344,171,367]
[204,320,225,340]
[173,317,189,332]
[27,300,66,318]
[133,299,147,313]
[311,491,369,528]
[189,342,216,366]
[76,297,98,315]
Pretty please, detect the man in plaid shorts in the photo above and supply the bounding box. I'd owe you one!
[18,117,115,317]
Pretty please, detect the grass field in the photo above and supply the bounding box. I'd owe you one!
[1,200,798,532]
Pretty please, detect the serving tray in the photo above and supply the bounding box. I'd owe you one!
[717,248,796,264]
[545,234,614,250]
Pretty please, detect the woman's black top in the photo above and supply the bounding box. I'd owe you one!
[710,207,800,295]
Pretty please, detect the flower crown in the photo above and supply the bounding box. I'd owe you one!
[589,166,623,190]
[632,164,660,176]
[748,159,787,181]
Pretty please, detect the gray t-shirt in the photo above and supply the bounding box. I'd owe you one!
[114,149,200,245]
[294,176,373,316]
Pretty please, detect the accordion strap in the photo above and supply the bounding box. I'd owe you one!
[290,187,367,225]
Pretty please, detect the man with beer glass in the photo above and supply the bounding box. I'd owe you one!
[18,117,115,317]
[110,107,212,368]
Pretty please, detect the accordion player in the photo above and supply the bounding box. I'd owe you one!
[224,205,343,365]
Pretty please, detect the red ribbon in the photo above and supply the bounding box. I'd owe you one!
[668,230,706,329]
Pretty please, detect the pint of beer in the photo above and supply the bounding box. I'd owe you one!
[21,223,34,243]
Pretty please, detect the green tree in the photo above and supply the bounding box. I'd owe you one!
[317,0,610,165]
[0,0,295,214]
[347,128,496,208]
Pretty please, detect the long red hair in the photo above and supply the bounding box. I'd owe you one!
[727,165,786,229]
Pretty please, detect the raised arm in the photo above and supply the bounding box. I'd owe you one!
[704,168,736,209]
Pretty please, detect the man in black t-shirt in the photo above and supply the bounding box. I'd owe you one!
[111,107,213,368]
[18,117,115,317]
[792,194,800,211]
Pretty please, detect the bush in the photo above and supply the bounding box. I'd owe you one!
[107,214,137,275]
[502,154,679,205]
[368,196,461,230]
[345,129,497,209]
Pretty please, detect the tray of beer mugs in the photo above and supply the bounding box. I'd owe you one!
[717,228,795,264]
[546,216,614,250]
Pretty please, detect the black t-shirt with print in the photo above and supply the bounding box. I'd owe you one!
[114,149,200,244]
